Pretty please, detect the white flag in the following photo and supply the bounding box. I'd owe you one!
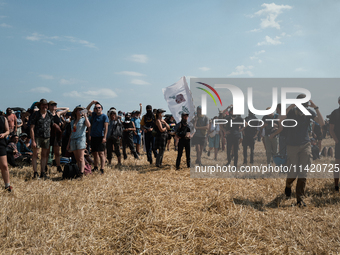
[162,76,195,123]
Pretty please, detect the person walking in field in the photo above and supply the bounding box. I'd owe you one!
[192,106,209,165]
[329,96,340,191]
[141,105,158,164]
[175,112,191,170]
[30,99,54,179]
[242,110,259,164]
[122,112,139,160]
[67,106,91,176]
[106,109,123,166]
[86,100,109,174]
[0,114,12,191]
[278,95,324,207]
[154,109,170,167]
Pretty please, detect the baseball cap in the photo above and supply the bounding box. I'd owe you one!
[157,109,166,114]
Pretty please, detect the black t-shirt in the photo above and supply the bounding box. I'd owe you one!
[329,107,340,140]
[262,115,279,136]
[286,108,316,146]
[0,116,6,147]
[244,114,259,139]
[123,120,134,137]
[176,121,191,138]
[225,115,243,138]
[31,110,54,138]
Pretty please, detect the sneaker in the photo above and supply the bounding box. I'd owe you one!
[297,200,306,207]
[176,167,180,171]
[92,167,98,172]
[33,172,39,179]
[207,151,210,157]
[123,155,127,160]
[335,186,339,192]
[5,186,13,192]
[100,169,104,174]
[57,166,63,173]
[40,172,50,180]
[285,187,292,198]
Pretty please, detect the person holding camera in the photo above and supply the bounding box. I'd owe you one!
[175,112,191,170]
[67,106,91,176]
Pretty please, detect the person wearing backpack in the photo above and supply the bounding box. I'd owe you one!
[66,106,91,177]
[0,115,12,191]
[106,109,122,166]
[122,112,139,160]
[141,105,158,164]
[329,96,340,191]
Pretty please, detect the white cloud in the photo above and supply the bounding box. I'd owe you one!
[254,3,292,30]
[129,54,148,63]
[228,65,253,77]
[0,23,11,28]
[38,74,54,80]
[60,78,78,85]
[295,67,307,72]
[249,28,262,33]
[131,79,150,85]
[64,89,117,99]
[115,71,146,76]
[257,35,282,46]
[25,32,97,49]
[250,50,265,62]
[258,59,262,64]
[199,67,210,71]
[30,87,51,93]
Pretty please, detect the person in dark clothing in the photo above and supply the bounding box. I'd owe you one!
[329,97,340,191]
[141,105,158,164]
[175,112,191,170]
[122,112,139,160]
[155,109,170,167]
[0,115,12,191]
[166,115,177,151]
[277,95,324,206]
[242,110,259,164]
[30,99,54,179]
[224,107,244,167]
[106,109,122,166]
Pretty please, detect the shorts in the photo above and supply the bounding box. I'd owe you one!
[0,144,6,157]
[335,142,340,160]
[36,137,50,149]
[70,136,86,151]
[208,134,220,148]
[191,135,205,146]
[133,134,141,144]
[91,136,105,152]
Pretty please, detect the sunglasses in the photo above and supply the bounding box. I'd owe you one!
[94,107,101,110]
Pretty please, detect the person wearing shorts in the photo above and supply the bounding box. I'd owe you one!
[329,97,340,191]
[67,106,91,176]
[0,115,12,191]
[192,106,209,165]
[86,100,109,174]
[30,99,54,179]
[207,117,220,160]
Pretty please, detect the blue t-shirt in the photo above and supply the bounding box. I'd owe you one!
[132,117,141,135]
[70,117,87,139]
[90,113,109,137]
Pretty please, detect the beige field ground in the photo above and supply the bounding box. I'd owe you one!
[1,137,340,254]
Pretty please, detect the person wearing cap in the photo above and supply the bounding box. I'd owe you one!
[48,100,69,173]
[329,96,340,191]
[141,105,158,164]
[67,106,91,176]
[30,99,54,179]
[277,95,324,207]
[154,109,170,167]
[86,100,109,174]
[175,112,191,170]
[5,108,17,136]
[106,109,122,166]
[192,106,209,165]
[0,114,12,191]
[122,112,139,160]
[166,115,177,151]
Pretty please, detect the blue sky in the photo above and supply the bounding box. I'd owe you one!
[1,0,340,116]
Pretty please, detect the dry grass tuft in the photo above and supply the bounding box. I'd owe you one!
[1,138,340,254]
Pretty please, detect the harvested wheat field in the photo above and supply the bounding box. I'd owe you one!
[1,138,340,254]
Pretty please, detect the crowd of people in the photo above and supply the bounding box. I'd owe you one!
[0,95,339,208]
